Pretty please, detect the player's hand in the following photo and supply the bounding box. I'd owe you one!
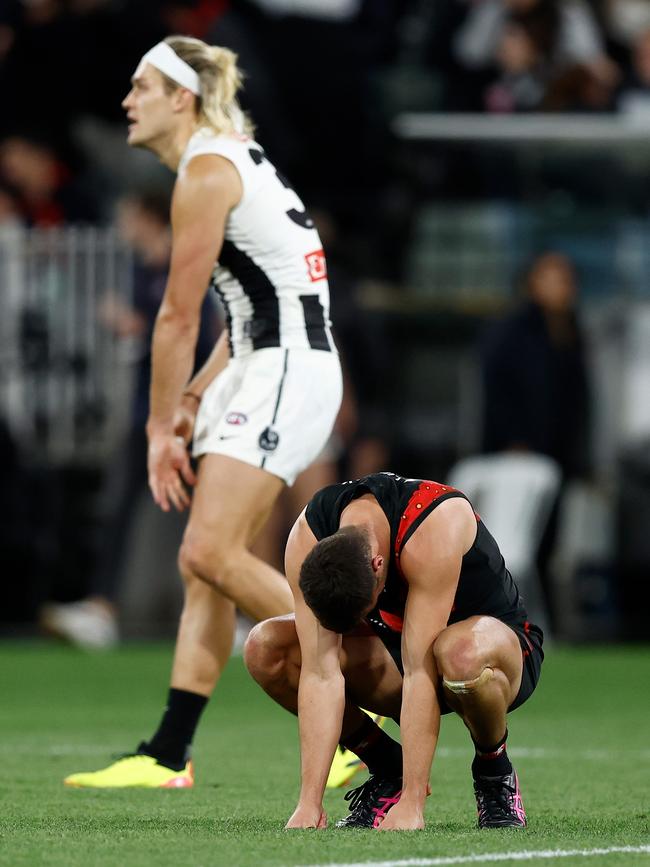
[284,803,327,829]
[147,430,197,513]
[173,394,199,445]
[375,799,424,831]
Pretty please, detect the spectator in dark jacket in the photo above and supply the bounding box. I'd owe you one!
[480,251,591,480]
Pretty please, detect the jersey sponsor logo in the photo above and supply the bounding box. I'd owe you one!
[226,412,248,426]
[259,426,279,452]
[305,249,327,283]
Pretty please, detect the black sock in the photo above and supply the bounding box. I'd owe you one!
[471,729,513,779]
[142,688,208,770]
[340,714,402,778]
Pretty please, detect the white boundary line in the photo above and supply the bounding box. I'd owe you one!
[298,845,650,867]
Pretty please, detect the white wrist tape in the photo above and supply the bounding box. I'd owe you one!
[136,42,200,95]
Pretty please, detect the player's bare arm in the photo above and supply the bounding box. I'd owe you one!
[378,497,477,831]
[147,154,242,512]
[183,327,231,398]
[174,329,231,444]
[284,515,345,830]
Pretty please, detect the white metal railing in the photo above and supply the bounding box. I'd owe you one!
[393,112,650,144]
[0,226,135,465]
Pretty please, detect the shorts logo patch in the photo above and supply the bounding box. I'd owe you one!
[226,412,248,426]
[305,249,327,283]
[259,426,279,452]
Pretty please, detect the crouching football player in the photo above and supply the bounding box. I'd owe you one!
[244,472,543,830]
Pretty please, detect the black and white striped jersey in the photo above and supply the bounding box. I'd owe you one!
[178,128,335,358]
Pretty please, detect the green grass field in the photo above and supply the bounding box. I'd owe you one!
[1,643,648,867]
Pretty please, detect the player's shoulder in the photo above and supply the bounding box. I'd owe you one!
[175,145,242,211]
[180,151,239,186]
[180,129,252,175]
[428,492,475,524]
[285,509,318,582]
[179,129,259,201]
[292,507,315,538]
[200,130,257,155]
[406,494,477,559]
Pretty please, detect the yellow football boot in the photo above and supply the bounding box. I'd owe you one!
[64,753,194,789]
[326,711,386,789]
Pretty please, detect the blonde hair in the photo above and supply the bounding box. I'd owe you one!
[162,35,254,136]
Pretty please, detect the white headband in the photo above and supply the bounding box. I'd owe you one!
[136,42,201,95]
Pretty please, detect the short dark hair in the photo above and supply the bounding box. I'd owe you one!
[299,526,376,633]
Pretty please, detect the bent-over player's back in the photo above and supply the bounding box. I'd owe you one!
[304,472,539,644]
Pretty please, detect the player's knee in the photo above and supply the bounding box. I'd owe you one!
[244,620,291,686]
[178,536,210,585]
[178,534,231,590]
[434,631,485,686]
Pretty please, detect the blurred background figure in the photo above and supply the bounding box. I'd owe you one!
[0,135,99,225]
[484,13,558,113]
[617,28,650,117]
[0,181,22,228]
[40,191,218,647]
[455,0,605,72]
[475,252,591,634]
[481,252,591,481]
[453,0,612,112]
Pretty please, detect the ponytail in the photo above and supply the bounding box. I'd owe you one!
[164,36,253,136]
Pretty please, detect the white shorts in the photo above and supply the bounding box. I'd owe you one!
[192,347,343,486]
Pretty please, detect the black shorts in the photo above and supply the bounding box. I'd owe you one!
[508,621,544,712]
[368,618,544,715]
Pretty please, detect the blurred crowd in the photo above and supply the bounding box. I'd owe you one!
[434,0,650,114]
[3,0,650,284]
[3,2,650,232]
